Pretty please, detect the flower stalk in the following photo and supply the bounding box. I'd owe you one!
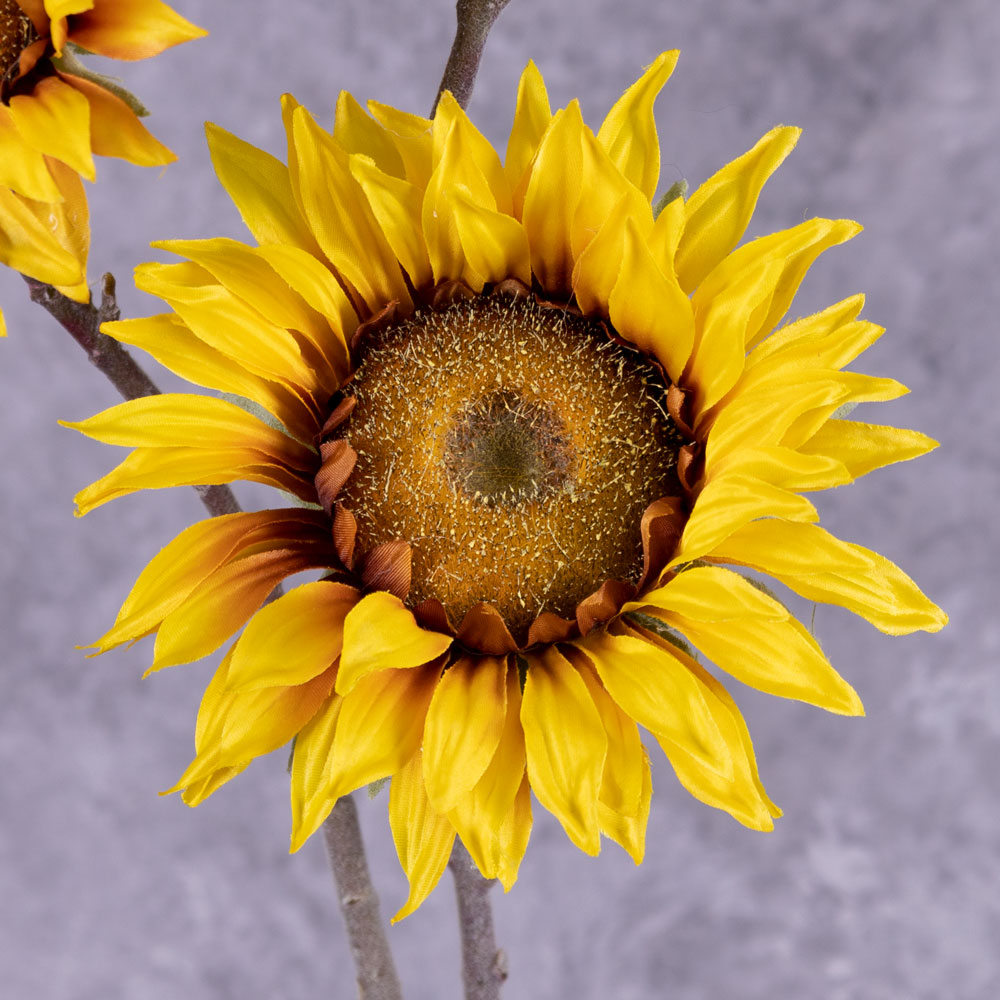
[433,0,512,112]
[322,796,403,1000]
[449,840,507,1000]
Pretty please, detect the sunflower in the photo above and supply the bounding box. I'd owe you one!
[64,51,946,919]
[0,0,205,332]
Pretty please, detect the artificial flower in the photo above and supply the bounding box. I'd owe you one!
[64,51,946,919]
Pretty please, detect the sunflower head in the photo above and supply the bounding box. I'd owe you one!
[66,51,946,919]
[0,0,36,93]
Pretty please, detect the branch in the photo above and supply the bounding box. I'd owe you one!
[323,796,403,1000]
[449,840,507,1000]
[433,0,513,113]
[23,274,240,519]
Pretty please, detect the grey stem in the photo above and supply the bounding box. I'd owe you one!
[22,274,240,518]
[449,840,507,1000]
[323,796,404,1000]
[433,0,513,113]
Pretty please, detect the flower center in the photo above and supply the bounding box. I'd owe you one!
[0,0,34,90]
[333,292,685,637]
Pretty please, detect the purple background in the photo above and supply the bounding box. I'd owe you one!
[1,0,996,996]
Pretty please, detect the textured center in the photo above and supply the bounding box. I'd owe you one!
[336,293,685,636]
[0,1,34,88]
[444,389,573,506]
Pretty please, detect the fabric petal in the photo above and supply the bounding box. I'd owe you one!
[324,663,442,801]
[389,751,456,922]
[59,72,173,166]
[521,102,585,295]
[225,581,360,691]
[674,125,801,292]
[290,105,412,314]
[69,0,207,60]
[608,216,694,382]
[596,50,679,200]
[0,184,82,286]
[707,520,947,635]
[422,655,507,813]
[0,106,60,200]
[798,420,938,480]
[504,60,551,206]
[573,630,732,777]
[450,185,531,286]
[87,509,326,652]
[289,691,343,850]
[9,75,95,180]
[521,645,606,854]
[333,90,405,177]
[597,750,651,863]
[205,122,319,252]
[337,592,453,695]
[637,566,865,715]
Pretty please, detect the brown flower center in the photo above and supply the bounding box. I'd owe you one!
[334,292,685,636]
[0,0,35,89]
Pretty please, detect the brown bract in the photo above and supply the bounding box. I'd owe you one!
[314,281,692,650]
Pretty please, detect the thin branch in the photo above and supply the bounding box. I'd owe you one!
[433,0,513,113]
[23,273,240,519]
[449,840,507,1000]
[323,796,404,1000]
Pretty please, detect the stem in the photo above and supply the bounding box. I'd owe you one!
[449,840,507,1000]
[433,0,513,113]
[322,796,403,1000]
[23,273,241,519]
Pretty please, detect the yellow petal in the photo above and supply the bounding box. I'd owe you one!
[389,751,456,922]
[149,543,337,673]
[521,645,606,855]
[597,50,679,201]
[101,313,321,444]
[69,0,207,60]
[684,256,785,416]
[674,125,801,292]
[571,189,635,316]
[174,662,336,792]
[334,90,405,177]
[59,72,174,166]
[422,655,507,814]
[366,100,433,188]
[43,157,89,301]
[597,750,651,863]
[450,185,531,286]
[225,581,360,691]
[446,664,525,877]
[290,105,412,314]
[325,664,442,801]
[569,650,645,817]
[205,122,318,252]
[88,509,322,652]
[0,105,60,200]
[0,185,82,286]
[431,91,511,214]
[573,630,732,777]
[504,60,551,203]
[495,774,532,891]
[608,216,695,382]
[641,566,865,715]
[70,444,315,516]
[521,102,585,295]
[9,75,95,180]
[421,115,498,291]
[707,520,947,635]
[60,393,316,470]
[337,592,453,695]
[707,445,851,493]
[133,260,324,394]
[289,692,344,850]
[798,419,938,480]
[349,152,433,289]
[670,472,818,565]
[693,217,863,352]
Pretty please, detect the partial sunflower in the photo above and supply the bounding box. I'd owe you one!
[0,0,205,334]
[64,51,946,919]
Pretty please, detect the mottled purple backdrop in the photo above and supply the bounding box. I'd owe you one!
[1,1,996,997]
